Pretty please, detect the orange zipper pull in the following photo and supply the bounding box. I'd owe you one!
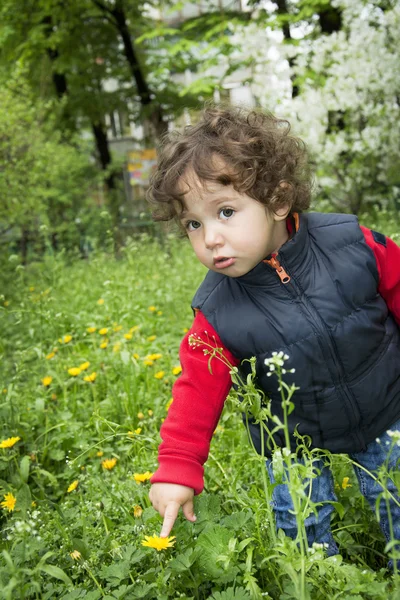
[265,255,291,284]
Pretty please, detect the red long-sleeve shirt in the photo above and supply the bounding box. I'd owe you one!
[150,226,400,495]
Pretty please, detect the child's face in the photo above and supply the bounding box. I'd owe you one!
[178,172,289,278]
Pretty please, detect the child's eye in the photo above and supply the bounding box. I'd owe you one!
[185,220,201,232]
[219,208,235,220]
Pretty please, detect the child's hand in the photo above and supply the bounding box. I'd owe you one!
[149,483,196,537]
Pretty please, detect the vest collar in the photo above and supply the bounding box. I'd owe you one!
[236,212,311,286]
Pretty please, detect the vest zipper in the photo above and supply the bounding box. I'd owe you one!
[265,255,291,284]
[269,254,366,451]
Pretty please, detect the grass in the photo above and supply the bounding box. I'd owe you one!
[1,216,400,600]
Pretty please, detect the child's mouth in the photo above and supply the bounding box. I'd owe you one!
[214,257,235,269]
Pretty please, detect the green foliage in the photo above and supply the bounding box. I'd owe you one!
[0,73,101,254]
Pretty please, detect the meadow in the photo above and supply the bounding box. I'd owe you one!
[1,211,400,600]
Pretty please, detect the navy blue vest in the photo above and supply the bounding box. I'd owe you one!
[192,213,400,456]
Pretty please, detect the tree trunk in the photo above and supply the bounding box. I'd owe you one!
[111,2,168,138]
[91,121,115,190]
[275,0,299,98]
[42,15,76,131]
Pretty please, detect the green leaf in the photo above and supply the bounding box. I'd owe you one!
[1,550,15,572]
[19,455,30,483]
[221,510,252,532]
[210,586,251,600]
[194,493,221,525]
[167,548,196,574]
[196,525,234,578]
[99,560,131,585]
[39,564,72,585]
[35,397,45,412]
[136,27,178,44]
[16,482,32,514]
[120,350,130,365]
[36,468,58,487]
[48,448,66,461]
[331,501,345,520]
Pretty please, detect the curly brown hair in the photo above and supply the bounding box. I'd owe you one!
[147,104,312,228]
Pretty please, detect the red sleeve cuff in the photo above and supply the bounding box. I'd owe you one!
[150,457,204,496]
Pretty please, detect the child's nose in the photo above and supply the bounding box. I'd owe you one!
[204,224,224,249]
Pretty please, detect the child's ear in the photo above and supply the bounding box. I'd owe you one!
[271,181,293,221]
[273,204,291,221]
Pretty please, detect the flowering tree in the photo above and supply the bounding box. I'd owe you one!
[248,0,400,214]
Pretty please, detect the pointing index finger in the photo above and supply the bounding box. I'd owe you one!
[160,501,180,538]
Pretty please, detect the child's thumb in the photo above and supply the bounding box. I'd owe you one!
[182,500,197,522]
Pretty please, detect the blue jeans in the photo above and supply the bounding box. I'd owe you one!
[266,418,400,562]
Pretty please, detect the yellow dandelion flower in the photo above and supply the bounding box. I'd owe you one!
[63,335,72,344]
[96,450,104,457]
[124,333,132,340]
[130,325,139,333]
[143,359,154,367]
[113,342,121,353]
[133,353,140,360]
[113,325,122,332]
[100,341,109,349]
[67,480,79,493]
[79,361,90,371]
[29,286,35,292]
[341,477,352,490]
[166,398,173,411]
[141,535,175,551]
[183,327,189,333]
[102,457,117,470]
[31,501,37,508]
[3,388,7,394]
[147,335,156,342]
[148,410,153,417]
[148,306,157,312]
[41,376,52,387]
[133,471,153,484]
[147,353,162,361]
[0,436,21,449]
[68,367,81,377]
[99,327,108,336]
[84,372,97,383]
[133,505,143,517]
[1,492,16,512]
[172,366,182,376]
[157,311,163,316]
[154,371,165,380]
[128,427,142,437]
[4,300,10,307]
[137,412,144,420]
[97,298,105,305]
[46,352,55,360]
[87,326,97,333]
[70,550,81,560]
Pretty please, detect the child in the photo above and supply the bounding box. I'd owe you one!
[147,105,400,560]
